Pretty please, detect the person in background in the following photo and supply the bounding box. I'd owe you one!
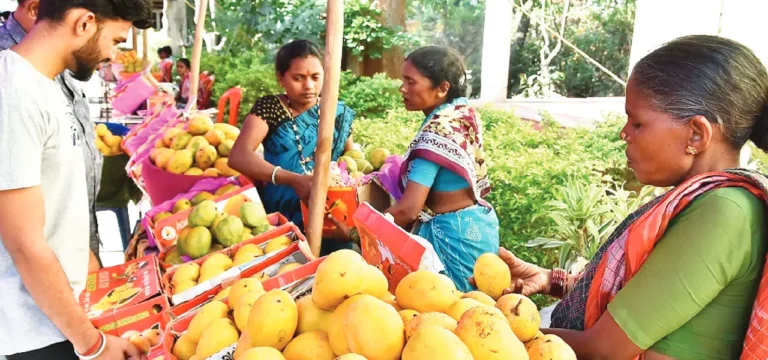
[1,11,11,23]
[229,39,356,255]
[0,0,153,359]
[0,0,104,268]
[486,35,768,360]
[330,46,499,291]
[175,57,203,108]
[157,45,172,82]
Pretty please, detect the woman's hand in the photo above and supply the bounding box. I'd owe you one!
[289,173,313,204]
[469,247,550,296]
[327,215,354,242]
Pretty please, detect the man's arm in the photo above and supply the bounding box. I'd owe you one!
[0,186,102,353]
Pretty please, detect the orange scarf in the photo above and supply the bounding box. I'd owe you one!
[583,171,768,359]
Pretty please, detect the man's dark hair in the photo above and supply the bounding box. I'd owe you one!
[37,0,153,29]
[157,45,172,57]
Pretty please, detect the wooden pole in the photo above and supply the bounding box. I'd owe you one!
[142,29,149,68]
[131,27,138,52]
[189,0,208,110]
[306,0,344,257]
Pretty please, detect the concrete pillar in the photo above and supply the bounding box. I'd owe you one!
[480,0,514,101]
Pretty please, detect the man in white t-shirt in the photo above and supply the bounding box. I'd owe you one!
[0,1,151,359]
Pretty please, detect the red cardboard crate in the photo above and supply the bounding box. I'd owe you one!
[151,183,266,252]
[159,255,324,360]
[163,225,315,306]
[157,212,290,270]
[353,202,427,293]
[90,295,171,354]
[80,255,164,319]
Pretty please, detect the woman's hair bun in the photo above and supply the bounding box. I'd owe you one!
[750,104,768,152]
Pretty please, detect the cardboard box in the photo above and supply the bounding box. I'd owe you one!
[90,295,171,354]
[353,202,445,293]
[159,256,325,360]
[151,183,265,251]
[80,255,164,319]
[163,225,315,306]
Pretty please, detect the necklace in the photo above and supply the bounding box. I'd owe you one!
[278,95,319,174]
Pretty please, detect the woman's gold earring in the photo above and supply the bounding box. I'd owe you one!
[685,146,698,155]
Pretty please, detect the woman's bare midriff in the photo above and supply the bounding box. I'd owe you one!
[426,188,476,214]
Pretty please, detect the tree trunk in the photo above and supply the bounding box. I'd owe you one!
[378,0,406,79]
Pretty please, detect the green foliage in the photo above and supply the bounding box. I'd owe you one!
[340,71,405,119]
[354,106,637,269]
[526,179,655,273]
[342,0,417,60]
[199,47,281,123]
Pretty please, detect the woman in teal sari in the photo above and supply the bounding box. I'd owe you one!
[229,40,355,255]
[331,46,499,291]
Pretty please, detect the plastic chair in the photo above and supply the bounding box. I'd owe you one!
[216,86,243,126]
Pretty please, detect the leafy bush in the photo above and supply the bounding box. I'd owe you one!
[354,106,635,270]
[340,72,405,119]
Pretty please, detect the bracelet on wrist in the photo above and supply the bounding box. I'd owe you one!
[75,331,106,360]
[271,166,282,185]
[549,268,568,298]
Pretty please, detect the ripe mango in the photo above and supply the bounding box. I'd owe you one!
[186,300,229,343]
[462,291,496,306]
[154,148,175,169]
[395,270,458,313]
[232,245,264,267]
[212,286,231,302]
[496,293,541,342]
[282,331,335,360]
[212,212,229,228]
[398,309,420,328]
[171,333,197,360]
[184,167,203,176]
[312,249,369,310]
[213,216,245,247]
[335,355,368,360]
[188,200,217,227]
[152,211,172,224]
[234,290,265,332]
[163,128,183,146]
[222,194,250,217]
[172,262,200,285]
[190,191,215,206]
[188,114,214,136]
[455,306,527,360]
[446,298,484,322]
[277,262,302,275]
[328,295,366,356]
[233,331,254,359]
[179,227,212,259]
[296,295,333,335]
[213,123,240,140]
[239,202,268,228]
[525,331,545,351]
[172,198,192,214]
[402,325,473,360]
[344,295,405,360]
[203,168,221,177]
[364,265,390,300]
[214,157,239,177]
[217,139,234,157]
[173,280,197,294]
[527,334,577,360]
[170,132,192,150]
[265,235,293,254]
[194,145,218,170]
[246,289,298,351]
[204,129,225,147]
[199,253,233,282]
[167,149,194,174]
[474,252,511,300]
[186,136,209,153]
[195,318,239,359]
[404,312,457,341]
[214,184,240,197]
[239,347,285,360]
[228,278,265,308]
